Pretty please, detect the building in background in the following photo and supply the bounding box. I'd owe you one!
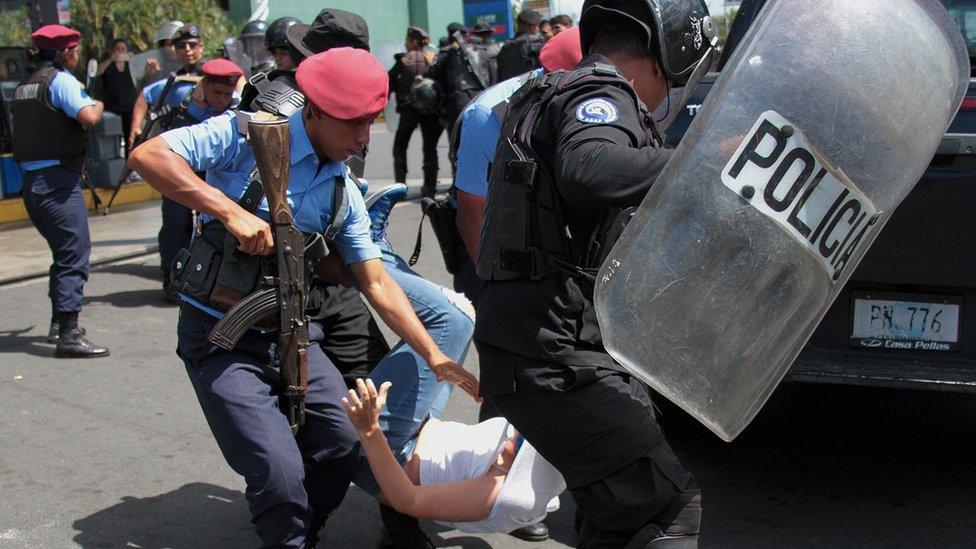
[231,0,465,68]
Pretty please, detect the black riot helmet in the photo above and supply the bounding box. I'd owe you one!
[266,17,300,50]
[240,20,269,39]
[410,76,442,114]
[579,0,716,85]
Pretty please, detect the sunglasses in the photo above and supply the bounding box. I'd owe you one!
[175,40,202,50]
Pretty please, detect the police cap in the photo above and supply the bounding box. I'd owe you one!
[31,24,80,51]
[202,59,243,86]
[471,23,493,36]
[296,47,388,120]
[447,23,467,36]
[517,10,543,26]
[288,9,370,59]
[172,23,202,44]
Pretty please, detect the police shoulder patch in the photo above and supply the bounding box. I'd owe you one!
[575,98,619,124]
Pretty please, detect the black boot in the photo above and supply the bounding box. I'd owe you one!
[54,312,109,359]
[304,511,329,548]
[377,503,433,548]
[510,521,549,542]
[624,487,702,549]
[47,319,60,343]
[47,321,85,343]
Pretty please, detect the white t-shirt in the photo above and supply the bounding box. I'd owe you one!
[418,418,566,533]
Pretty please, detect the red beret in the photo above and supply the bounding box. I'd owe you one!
[296,47,388,121]
[32,24,81,51]
[539,26,582,73]
[202,59,243,85]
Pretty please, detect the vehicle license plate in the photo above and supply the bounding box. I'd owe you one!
[850,292,962,351]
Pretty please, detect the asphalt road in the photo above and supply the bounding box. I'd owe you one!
[1,128,975,548]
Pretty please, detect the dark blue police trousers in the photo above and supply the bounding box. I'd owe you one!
[177,311,361,548]
[159,196,193,280]
[22,166,91,313]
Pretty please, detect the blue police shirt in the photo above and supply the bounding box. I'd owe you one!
[21,68,97,171]
[454,69,542,198]
[141,78,194,110]
[161,109,381,316]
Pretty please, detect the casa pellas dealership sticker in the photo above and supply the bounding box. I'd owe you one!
[721,110,879,281]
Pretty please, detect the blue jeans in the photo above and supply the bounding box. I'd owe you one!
[352,240,475,495]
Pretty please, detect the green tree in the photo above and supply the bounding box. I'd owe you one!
[0,6,32,47]
[70,0,238,61]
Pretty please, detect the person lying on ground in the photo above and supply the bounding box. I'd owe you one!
[342,377,567,533]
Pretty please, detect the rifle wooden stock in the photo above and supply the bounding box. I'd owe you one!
[248,117,309,433]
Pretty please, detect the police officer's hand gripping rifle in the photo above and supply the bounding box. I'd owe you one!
[210,117,309,433]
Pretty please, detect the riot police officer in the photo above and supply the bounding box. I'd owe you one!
[495,9,546,80]
[12,25,109,358]
[453,27,583,307]
[265,16,301,70]
[239,19,273,74]
[474,0,714,546]
[129,23,206,147]
[427,23,492,139]
[129,47,479,548]
[389,26,442,198]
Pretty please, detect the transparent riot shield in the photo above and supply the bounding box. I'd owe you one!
[594,0,968,442]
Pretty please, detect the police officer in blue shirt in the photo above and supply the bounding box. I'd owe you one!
[128,23,206,147]
[148,58,243,301]
[128,47,480,548]
[12,24,109,358]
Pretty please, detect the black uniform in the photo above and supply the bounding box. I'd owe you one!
[427,39,491,136]
[474,54,691,545]
[389,50,442,194]
[495,31,545,81]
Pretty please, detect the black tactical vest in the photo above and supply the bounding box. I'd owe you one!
[11,65,86,173]
[239,69,305,115]
[477,64,660,283]
[495,33,545,81]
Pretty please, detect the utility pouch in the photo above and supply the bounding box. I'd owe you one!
[170,232,221,304]
[209,225,271,311]
[411,196,460,274]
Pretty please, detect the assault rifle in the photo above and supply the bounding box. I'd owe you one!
[209,116,309,433]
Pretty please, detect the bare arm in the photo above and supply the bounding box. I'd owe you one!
[348,259,480,400]
[343,379,502,521]
[455,189,485,263]
[129,93,149,147]
[96,57,112,76]
[75,101,104,127]
[128,137,275,255]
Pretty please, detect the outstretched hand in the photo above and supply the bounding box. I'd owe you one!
[430,358,481,403]
[341,378,391,434]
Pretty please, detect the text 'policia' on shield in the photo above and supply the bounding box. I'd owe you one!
[721,110,880,282]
